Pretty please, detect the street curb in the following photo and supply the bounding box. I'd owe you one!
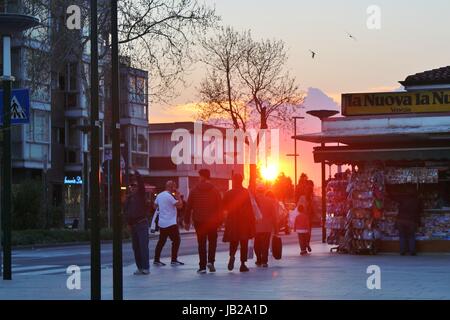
[12,230,198,250]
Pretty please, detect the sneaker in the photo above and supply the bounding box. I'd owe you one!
[255,261,262,267]
[207,263,216,272]
[227,256,235,271]
[153,261,166,266]
[307,246,312,252]
[239,263,249,272]
[133,269,144,275]
[197,268,207,274]
[171,260,185,266]
[300,251,308,256]
[141,269,150,275]
[262,263,269,268]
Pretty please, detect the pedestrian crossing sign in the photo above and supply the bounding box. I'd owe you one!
[0,88,30,125]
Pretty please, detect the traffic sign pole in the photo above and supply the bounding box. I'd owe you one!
[1,35,13,280]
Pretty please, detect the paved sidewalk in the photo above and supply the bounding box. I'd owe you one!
[1,235,449,300]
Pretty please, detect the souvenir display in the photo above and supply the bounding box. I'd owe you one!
[326,165,450,254]
[417,212,450,240]
[379,198,399,240]
[346,167,384,254]
[385,168,438,184]
[325,174,350,249]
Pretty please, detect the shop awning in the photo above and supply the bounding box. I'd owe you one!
[313,146,450,164]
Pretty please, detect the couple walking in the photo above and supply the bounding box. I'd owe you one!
[185,170,277,274]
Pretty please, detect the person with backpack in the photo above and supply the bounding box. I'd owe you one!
[153,180,185,266]
[184,169,223,274]
[123,171,150,275]
[294,204,311,256]
[222,173,255,272]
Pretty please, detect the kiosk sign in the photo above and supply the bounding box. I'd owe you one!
[342,90,450,116]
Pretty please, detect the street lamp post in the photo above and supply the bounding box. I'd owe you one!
[89,0,101,300]
[292,116,304,200]
[0,12,39,280]
[306,110,339,244]
[111,0,123,300]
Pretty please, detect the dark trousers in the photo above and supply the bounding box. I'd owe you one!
[131,219,150,270]
[398,221,416,254]
[229,239,249,263]
[298,233,310,253]
[254,232,271,264]
[154,224,181,262]
[195,225,218,269]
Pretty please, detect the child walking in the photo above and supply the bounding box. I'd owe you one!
[294,205,311,256]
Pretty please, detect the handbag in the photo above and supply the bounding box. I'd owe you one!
[150,208,160,233]
[250,194,263,221]
[271,235,282,260]
[247,240,254,260]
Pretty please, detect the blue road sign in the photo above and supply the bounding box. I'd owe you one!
[0,88,30,125]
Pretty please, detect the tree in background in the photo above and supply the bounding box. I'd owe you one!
[22,0,219,103]
[272,173,294,203]
[196,26,303,190]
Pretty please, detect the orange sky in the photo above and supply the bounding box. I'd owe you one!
[148,0,450,187]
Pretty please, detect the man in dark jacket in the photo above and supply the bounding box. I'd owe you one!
[222,173,255,272]
[124,171,150,275]
[185,169,222,274]
[393,185,422,256]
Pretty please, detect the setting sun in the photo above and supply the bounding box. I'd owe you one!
[260,163,279,182]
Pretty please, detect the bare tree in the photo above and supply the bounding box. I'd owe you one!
[197,26,251,130]
[21,0,219,103]
[237,39,303,130]
[196,27,303,189]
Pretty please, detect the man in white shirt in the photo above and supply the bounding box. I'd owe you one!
[153,180,184,266]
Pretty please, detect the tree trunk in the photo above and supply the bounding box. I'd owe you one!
[248,108,268,192]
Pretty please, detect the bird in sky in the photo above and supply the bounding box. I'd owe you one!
[309,50,317,59]
[346,32,357,41]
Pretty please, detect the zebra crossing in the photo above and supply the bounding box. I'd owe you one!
[11,264,92,276]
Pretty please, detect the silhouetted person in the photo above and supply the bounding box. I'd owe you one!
[124,171,150,275]
[393,185,422,256]
[185,169,222,274]
[254,185,278,267]
[223,174,255,272]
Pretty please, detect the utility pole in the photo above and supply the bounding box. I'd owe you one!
[111,0,123,300]
[293,116,304,200]
[90,0,101,300]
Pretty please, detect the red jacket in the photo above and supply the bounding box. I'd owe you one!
[294,212,310,233]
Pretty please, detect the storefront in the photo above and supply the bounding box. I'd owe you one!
[63,173,83,226]
[297,67,450,253]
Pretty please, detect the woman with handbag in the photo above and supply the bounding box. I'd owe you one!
[253,186,278,268]
[222,173,256,272]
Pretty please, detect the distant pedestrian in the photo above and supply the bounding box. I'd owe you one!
[222,174,255,272]
[124,171,150,275]
[153,181,185,266]
[254,185,278,268]
[294,205,311,256]
[185,169,223,274]
[393,185,422,256]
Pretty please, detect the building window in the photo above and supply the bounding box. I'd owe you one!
[68,62,78,91]
[129,75,147,104]
[28,110,50,143]
[132,153,148,168]
[131,126,148,153]
[34,110,50,142]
